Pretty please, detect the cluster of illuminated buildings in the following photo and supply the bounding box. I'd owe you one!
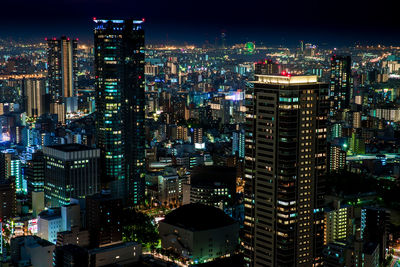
[0,19,400,266]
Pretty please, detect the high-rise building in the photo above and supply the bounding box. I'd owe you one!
[328,145,346,172]
[361,207,390,264]
[232,129,245,158]
[24,151,45,216]
[243,73,329,266]
[24,78,46,118]
[25,151,45,200]
[43,144,100,207]
[0,179,16,220]
[1,151,24,194]
[330,55,352,118]
[47,36,78,123]
[324,199,354,244]
[192,127,203,144]
[47,36,78,100]
[86,192,123,248]
[94,19,145,203]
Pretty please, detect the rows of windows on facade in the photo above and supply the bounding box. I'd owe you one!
[0,20,396,267]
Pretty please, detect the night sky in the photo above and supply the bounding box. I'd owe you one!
[1,0,399,46]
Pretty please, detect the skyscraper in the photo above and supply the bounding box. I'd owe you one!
[329,55,352,118]
[94,19,145,204]
[24,78,46,118]
[243,73,329,266]
[47,36,78,122]
[47,36,78,100]
[24,151,45,216]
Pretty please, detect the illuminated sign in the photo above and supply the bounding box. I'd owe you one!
[28,219,38,234]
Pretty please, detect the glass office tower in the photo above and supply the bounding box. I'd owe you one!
[94,19,145,204]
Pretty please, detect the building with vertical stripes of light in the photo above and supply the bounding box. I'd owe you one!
[47,36,78,101]
[243,72,329,266]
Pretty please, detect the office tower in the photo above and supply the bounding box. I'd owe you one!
[47,36,78,100]
[86,192,123,247]
[243,73,329,266]
[24,78,46,118]
[0,179,16,220]
[25,151,45,199]
[94,19,145,203]
[361,207,390,264]
[43,144,100,207]
[330,55,352,118]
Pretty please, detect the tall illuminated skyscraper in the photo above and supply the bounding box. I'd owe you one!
[47,36,78,100]
[243,73,328,266]
[329,55,352,118]
[94,19,145,204]
[24,78,46,118]
[47,36,78,122]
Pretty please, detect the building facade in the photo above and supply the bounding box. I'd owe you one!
[47,36,78,101]
[94,19,145,203]
[43,144,100,207]
[243,74,329,266]
[330,55,352,118]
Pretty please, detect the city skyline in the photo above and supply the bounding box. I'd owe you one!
[1,0,400,46]
[1,2,400,265]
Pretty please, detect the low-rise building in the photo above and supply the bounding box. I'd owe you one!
[159,203,239,264]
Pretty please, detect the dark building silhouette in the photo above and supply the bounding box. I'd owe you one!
[361,207,390,264]
[54,244,89,267]
[0,179,16,220]
[86,192,123,248]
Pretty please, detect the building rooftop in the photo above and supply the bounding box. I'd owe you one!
[46,144,95,152]
[88,241,139,254]
[38,208,61,220]
[162,203,236,231]
[190,166,236,190]
[253,74,319,85]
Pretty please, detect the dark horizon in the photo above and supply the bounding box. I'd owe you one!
[1,0,399,47]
